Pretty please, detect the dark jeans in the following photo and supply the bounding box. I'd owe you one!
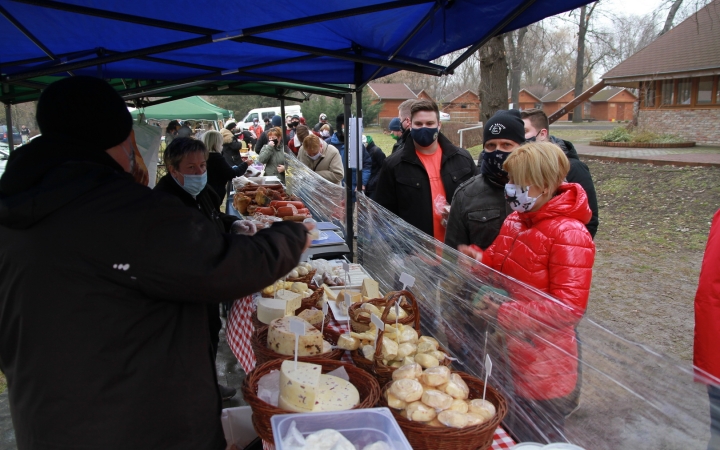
[710,384,720,450]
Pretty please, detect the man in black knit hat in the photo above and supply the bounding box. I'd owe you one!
[0,76,311,450]
[445,109,525,250]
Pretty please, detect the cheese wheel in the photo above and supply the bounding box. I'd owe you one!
[437,410,469,428]
[415,353,440,369]
[468,399,497,420]
[279,373,359,413]
[441,373,470,400]
[391,363,422,381]
[420,366,451,387]
[256,298,288,324]
[389,379,423,402]
[405,401,437,422]
[278,360,321,412]
[268,317,323,356]
[421,389,454,411]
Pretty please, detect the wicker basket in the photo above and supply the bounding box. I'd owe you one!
[253,286,329,331]
[251,325,344,365]
[372,291,452,386]
[348,290,416,332]
[260,273,318,298]
[379,372,508,450]
[242,358,382,444]
[350,348,376,375]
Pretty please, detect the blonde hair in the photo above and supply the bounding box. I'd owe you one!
[202,130,223,153]
[503,142,569,194]
[320,124,331,132]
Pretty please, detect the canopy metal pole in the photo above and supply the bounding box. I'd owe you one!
[5,102,15,152]
[280,99,287,146]
[343,94,353,260]
[355,89,363,196]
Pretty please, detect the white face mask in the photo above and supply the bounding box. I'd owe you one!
[505,183,542,213]
[307,152,322,161]
[321,130,330,137]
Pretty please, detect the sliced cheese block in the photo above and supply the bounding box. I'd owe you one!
[322,284,337,300]
[361,278,380,298]
[336,290,362,305]
[279,373,360,412]
[297,309,324,328]
[268,317,324,356]
[257,298,287,324]
[278,360,322,412]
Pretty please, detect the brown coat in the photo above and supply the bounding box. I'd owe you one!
[297,140,344,185]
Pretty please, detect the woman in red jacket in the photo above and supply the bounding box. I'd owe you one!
[694,208,720,450]
[461,141,595,443]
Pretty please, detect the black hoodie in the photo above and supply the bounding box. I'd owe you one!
[0,138,306,450]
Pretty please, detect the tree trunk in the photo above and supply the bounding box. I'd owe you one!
[479,36,509,124]
[506,27,528,109]
[573,5,589,123]
[660,0,683,36]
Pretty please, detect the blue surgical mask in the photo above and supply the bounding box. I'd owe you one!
[504,183,541,213]
[410,127,439,147]
[307,152,322,161]
[174,171,207,197]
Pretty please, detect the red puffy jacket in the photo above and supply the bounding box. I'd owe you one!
[694,208,720,385]
[482,183,595,400]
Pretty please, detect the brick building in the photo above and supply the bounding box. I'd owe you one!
[586,87,637,122]
[602,0,720,145]
[367,83,418,120]
[541,88,575,121]
[441,89,480,122]
[509,89,543,111]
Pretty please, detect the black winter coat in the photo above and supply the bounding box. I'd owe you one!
[222,139,243,166]
[550,136,599,238]
[207,152,247,202]
[0,138,307,450]
[391,128,410,155]
[372,132,477,238]
[365,141,386,198]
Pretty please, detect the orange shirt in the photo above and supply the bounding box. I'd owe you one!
[416,148,447,242]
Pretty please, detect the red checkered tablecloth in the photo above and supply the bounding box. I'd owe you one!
[226,298,515,450]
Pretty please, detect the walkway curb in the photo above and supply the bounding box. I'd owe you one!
[578,153,720,168]
[588,141,696,148]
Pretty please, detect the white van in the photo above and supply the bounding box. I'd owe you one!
[239,105,302,130]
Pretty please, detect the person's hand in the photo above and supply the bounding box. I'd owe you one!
[277,165,285,173]
[473,295,501,320]
[231,220,257,236]
[457,244,483,273]
[302,222,316,251]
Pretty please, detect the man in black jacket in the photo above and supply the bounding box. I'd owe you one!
[391,99,415,155]
[520,108,599,237]
[363,135,386,198]
[0,77,310,450]
[373,100,476,241]
[445,110,525,250]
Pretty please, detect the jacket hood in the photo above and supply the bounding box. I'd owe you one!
[0,137,128,229]
[329,133,342,146]
[221,128,234,144]
[550,135,578,160]
[520,182,591,227]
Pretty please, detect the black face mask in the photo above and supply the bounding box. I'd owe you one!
[269,139,279,147]
[480,150,511,184]
[290,122,299,128]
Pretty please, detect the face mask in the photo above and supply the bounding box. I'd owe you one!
[290,122,299,128]
[294,136,301,147]
[321,130,330,137]
[174,171,207,197]
[481,150,511,181]
[390,133,399,141]
[525,131,541,144]
[307,152,322,161]
[410,127,439,147]
[505,183,541,213]
[269,139,279,147]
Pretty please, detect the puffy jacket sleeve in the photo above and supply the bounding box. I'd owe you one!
[694,209,720,382]
[490,222,594,333]
[257,144,274,164]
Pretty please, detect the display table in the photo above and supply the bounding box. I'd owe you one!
[225,282,517,450]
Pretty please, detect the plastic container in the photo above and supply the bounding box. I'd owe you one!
[542,444,585,450]
[512,444,544,449]
[271,407,412,450]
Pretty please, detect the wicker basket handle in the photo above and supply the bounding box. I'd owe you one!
[374,290,420,360]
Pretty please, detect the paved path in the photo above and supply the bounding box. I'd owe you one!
[574,143,720,167]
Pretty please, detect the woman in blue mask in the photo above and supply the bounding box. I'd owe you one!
[154,137,255,402]
[462,141,595,442]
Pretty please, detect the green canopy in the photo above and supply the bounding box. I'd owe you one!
[129,97,224,121]
[183,96,233,119]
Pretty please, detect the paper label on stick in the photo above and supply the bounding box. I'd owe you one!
[485,354,493,378]
[342,262,350,273]
[399,272,415,289]
[344,293,352,309]
[370,313,385,331]
[322,301,328,316]
[289,317,306,336]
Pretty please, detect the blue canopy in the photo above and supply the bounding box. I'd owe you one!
[0,0,593,105]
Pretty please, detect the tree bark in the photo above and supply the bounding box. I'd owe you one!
[573,5,589,123]
[660,0,684,36]
[506,27,528,109]
[478,36,509,124]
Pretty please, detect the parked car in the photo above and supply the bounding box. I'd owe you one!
[0,125,22,143]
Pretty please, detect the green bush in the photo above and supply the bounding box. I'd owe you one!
[600,127,632,142]
[600,127,686,143]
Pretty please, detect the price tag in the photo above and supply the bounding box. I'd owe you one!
[344,293,352,333]
[321,301,328,334]
[370,313,384,350]
[289,317,306,369]
[399,272,415,290]
[342,261,350,272]
[482,354,493,402]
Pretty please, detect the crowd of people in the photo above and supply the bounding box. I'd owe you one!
[0,76,717,450]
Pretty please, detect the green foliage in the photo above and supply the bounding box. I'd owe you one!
[205,95,301,121]
[601,126,686,143]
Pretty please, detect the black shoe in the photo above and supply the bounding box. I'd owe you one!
[218,384,236,400]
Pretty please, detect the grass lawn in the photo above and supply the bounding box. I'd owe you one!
[365,126,397,156]
[0,371,6,395]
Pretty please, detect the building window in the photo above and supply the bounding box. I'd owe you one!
[583,102,592,115]
[678,78,692,105]
[661,80,674,105]
[535,103,542,109]
[644,82,656,107]
[697,77,713,104]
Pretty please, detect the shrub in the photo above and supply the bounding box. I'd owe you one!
[601,127,632,142]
